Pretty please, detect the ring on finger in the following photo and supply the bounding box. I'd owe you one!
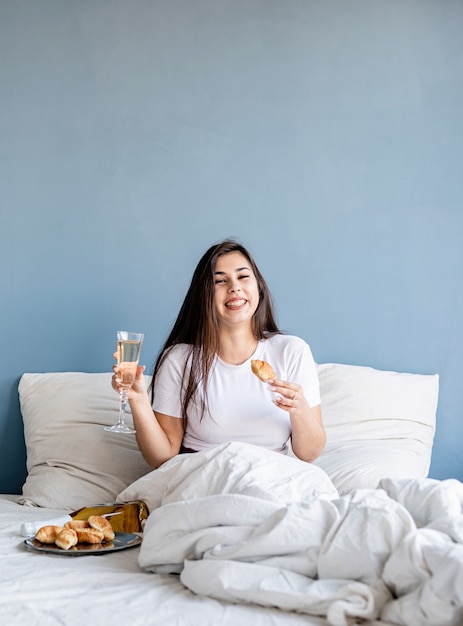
[292,393,296,400]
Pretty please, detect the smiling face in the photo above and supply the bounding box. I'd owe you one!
[213,251,260,329]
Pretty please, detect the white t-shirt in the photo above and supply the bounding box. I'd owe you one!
[152,334,320,453]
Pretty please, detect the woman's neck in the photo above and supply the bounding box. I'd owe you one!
[217,330,258,366]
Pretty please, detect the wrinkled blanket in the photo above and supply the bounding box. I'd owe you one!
[117,442,463,626]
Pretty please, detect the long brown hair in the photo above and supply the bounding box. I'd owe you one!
[150,239,281,423]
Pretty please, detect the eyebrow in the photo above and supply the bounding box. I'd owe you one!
[214,266,250,275]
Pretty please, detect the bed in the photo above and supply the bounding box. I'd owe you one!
[2,363,462,626]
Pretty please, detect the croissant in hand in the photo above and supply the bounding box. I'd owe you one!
[251,360,276,382]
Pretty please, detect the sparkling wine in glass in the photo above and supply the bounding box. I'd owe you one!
[105,331,144,434]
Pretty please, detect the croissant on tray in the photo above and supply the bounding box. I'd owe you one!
[35,525,63,544]
[54,528,78,550]
[75,527,105,544]
[88,515,115,541]
[64,520,91,531]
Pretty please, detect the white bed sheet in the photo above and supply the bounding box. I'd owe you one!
[1,494,393,626]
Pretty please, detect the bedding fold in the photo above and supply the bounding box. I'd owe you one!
[117,442,463,626]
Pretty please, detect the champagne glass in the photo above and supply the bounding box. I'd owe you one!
[105,331,144,434]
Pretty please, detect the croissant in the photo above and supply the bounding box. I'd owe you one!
[75,527,105,544]
[251,359,276,382]
[64,520,91,531]
[88,515,115,541]
[35,525,63,544]
[55,528,78,550]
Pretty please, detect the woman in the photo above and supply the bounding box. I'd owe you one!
[112,239,325,468]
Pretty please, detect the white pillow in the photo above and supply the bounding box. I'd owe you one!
[18,364,439,509]
[313,363,439,494]
[19,372,152,510]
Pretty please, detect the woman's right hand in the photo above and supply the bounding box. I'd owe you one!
[112,353,147,401]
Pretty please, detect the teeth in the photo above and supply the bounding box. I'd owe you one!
[226,300,246,308]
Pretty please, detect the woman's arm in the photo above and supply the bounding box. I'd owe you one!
[112,364,184,468]
[271,379,326,462]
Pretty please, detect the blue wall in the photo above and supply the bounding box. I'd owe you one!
[1,0,462,493]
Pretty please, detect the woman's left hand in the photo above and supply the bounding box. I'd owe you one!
[269,378,325,462]
[270,380,303,412]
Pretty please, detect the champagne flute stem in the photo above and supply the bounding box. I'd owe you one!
[118,388,129,427]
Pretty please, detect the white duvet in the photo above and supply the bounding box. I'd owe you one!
[118,442,463,626]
